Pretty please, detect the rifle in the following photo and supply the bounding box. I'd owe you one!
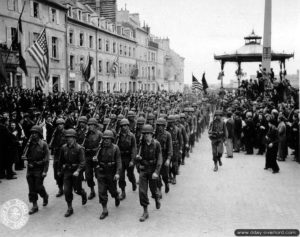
[76,100,86,128]
[22,105,46,160]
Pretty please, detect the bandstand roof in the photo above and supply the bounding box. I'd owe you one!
[214,31,294,63]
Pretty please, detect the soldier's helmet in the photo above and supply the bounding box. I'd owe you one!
[117,114,124,121]
[142,124,154,134]
[167,115,175,123]
[103,118,111,125]
[147,113,155,120]
[156,118,167,126]
[88,118,98,125]
[160,113,168,119]
[174,114,180,121]
[127,111,135,117]
[137,117,146,125]
[30,125,43,137]
[214,110,223,116]
[120,118,129,126]
[192,103,197,107]
[65,129,77,137]
[188,107,195,112]
[131,107,136,112]
[56,118,65,125]
[139,111,145,117]
[110,114,117,120]
[102,130,114,139]
[78,116,87,124]
[180,113,186,119]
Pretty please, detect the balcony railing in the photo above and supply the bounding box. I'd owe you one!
[148,41,158,49]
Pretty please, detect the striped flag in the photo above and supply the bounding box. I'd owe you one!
[16,2,27,76]
[111,55,119,77]
[81,54,95,86]
[28,28,49,88]
[192,74,203,91]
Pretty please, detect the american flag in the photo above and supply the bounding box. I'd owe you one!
[28,28,49,88]
[111,55,119,75]
[192,74,203,91]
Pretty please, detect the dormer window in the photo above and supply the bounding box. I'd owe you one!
[78,10,82,21]
[68,6,72,17]
[105,21,108,30]
[87,14,91,23]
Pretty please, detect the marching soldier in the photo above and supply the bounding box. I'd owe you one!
[50,118,66,197]
[76,116,88,145]
[155,118,172,195]
[135,117,146,151]
[58,129,87,217]
[136,125,162,222]
[117,118,137,200]
[176,114,189,165]
[93,130,122,220]
[208,110,227,172]
[166,115,182,184]
[127,111,136,134]
[84,118,103,199]
[26,125,49,215]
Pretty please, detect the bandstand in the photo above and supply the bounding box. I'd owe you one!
[214,30,294,88]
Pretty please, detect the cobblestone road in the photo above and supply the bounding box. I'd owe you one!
[1,131,299,237]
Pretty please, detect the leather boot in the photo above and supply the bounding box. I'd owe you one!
[115,194,120,207]
[155,198,161,209]
[29,203,38,215]
[165,183,170,193]
[139,207,149,222]
[100,205,108,220]
[56,187,63,197]
[88,191,95,200]
[132,182,137,191]
[82,191,87,205]
[119,190,126,201]
[213,163,218,172]
[64,208,73,217]
[43,194,49,206]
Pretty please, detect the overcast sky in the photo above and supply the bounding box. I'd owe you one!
[118,0,300,85]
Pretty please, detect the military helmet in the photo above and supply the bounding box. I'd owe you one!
[102,130,114,139]
[188,107,195,112]
[103,118,111,125]
[78,116,87,124]
[56,118,65,125]
[110,114,117,119]
[30,125,43,137]
[214,110,223,116]
[88,118,98,125]
[160,113,168,119]
[156,118,167,126]
[131,107,136,112]
[139,111,145,117]
[117,114,124,121]
[137,117,146,125]
[120,118,129,126]
[65,129,77,137]
[174,114,180,121]
[167,115,176,122]
[142,124,154,134]
[147,113,155,120]
[180,113,186,118]
[192,103,197,107]
[127,111,135,117]
[183,107,189,112]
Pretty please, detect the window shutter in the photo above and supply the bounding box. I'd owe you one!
[56,10,60,25]
[49,7,52,22]
[6,27,12,48]
[8,0,14,11]
[38,3,41,19]
[30,0,33,16]
[58,38,62,60]
[48,36,52,58]
[18,0,22,13]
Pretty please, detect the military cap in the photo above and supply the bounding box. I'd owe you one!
[65,129,77,137]
[142,124,154,134]
[88,118,98,125]
[120,118,129,126]
[30,125,43,137]
[103,130,114,139]
[78,116,88,124]
[56,118,65,125]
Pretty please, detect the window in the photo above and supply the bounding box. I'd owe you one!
[68,6,72,17]
[69,30,74,44]
[51,37,58,59]
[87,14,91,22]
[124,46,127,56]
[98,38,102,50]
[106,61,110,73]
[129,47,131,57]
[80,56,84,65]
[70,55,74,70]
[33,32,39,43]
[33,2,39,18]
[119,44,122,55]
[113,42,116,53]
[79,33,84,46]
[8,0,17,11]
[98,60,102,73]
[119,63,122,75]
[105,40,109,52]
[89,35,93,48]
[11,27,17,50]
[50,8,57,23]
[133,48,136,57]
[78,10,82,21]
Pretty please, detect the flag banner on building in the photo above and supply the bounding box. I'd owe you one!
[192,74,203,91]
[130,64,138,79]
[201,72,208,94]
[217,71,224,80]
[28,28,49,88]
[16,2,27,76]
[0,50,8,85]
[81,54,95,87]
[111,55,119,77]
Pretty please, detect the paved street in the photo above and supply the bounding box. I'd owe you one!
[1,131,299,237]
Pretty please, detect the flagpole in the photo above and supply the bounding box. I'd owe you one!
[5,0,26,65]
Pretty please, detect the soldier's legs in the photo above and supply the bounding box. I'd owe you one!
[170,154,178,184]
[35,173,47,199]
[119,160,127,190]
[127,165,136,187]
[139,171,149,207]
[63,172,73,204]
[149,177,160,207]
[53,161,63,189]
[107,175,119,199]
[27,173,38,203]
[85,158,95,188]
[97,176,109,205]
